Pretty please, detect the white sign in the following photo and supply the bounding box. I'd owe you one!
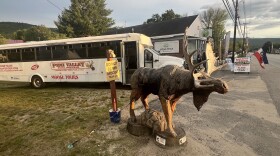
[234,57,250,73]
[156,135,166,145]
[154,40,179,53]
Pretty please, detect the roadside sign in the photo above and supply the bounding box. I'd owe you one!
[234,57,250,73]
[105,60,120,81]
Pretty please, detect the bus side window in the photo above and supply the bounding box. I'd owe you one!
[22,48,35,61]
[108,41,121,58]
[67,50,81,59]
[52,46,68,60]
[68,44,87,59]
[0,51,8,63]
[37,47,52,61]
[7,49,21,62]
[88,42,107,58]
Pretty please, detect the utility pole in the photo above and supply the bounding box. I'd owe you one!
[242,22,246,55]
[232,0,238,63]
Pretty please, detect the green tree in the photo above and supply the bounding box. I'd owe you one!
[144,9,181,24]
[161,9,181,21]
[13,29,26,40]
[13,26,66,41]
[200,8,228,53]
[145,14,162,24]
[0,34,7,44]
[262,41,272,53]
[229,40,242,52]
[55,0,114,37]
[274,43,280,49]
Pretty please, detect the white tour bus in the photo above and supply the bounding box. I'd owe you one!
[0,33,184,88]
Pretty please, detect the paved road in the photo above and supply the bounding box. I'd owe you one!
[267,54,280,68]
[260,54,280,115]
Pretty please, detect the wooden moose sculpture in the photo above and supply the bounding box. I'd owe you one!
[128,27,229,137]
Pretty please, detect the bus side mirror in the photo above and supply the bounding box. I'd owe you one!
[154,59,159,62]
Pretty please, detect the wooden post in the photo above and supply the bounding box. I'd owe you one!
[106,49,118,112]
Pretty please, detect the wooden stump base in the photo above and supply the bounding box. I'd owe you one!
[154,127,187,148]
[127,118,152,136]
[127,110,187,148]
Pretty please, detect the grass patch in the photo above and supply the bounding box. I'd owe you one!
[0,82,132,155]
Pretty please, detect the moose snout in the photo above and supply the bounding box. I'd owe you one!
[222,82,229,93]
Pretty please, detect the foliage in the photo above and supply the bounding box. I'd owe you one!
[13,29,26,40]
[55,0,114,37]
[0,34,7,44]
[0,34,6,44]
[13,25,66,41]
[144,9,181,24]
[200,8,228,53]
[274,43,280,49]
[0,22,34,39]
[228,40,243,52]
[262,41,272,53]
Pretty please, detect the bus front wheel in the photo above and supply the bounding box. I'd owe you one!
[31,76,46,89]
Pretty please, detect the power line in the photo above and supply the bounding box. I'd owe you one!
[222,0,234,22]
[225,0,235,21]
[232,0,236,9]
[237,17,243,37]
[222,0,243,37]
[46,0,62,11]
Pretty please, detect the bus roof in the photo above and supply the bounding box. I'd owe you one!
[0,33,152,50]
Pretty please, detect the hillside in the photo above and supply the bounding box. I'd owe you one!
[0,22,35,38]
[248,38,280,50]
[230,38,280,50]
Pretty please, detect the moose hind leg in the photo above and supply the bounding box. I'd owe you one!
[159,97,177,137]
[129,89,141,122]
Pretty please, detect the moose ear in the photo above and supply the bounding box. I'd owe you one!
[193,90,211,111]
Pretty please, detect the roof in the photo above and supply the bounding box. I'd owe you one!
[0,33,149,50]
[104,15,198,37]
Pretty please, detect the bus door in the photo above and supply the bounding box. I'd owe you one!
[123,41,138,84]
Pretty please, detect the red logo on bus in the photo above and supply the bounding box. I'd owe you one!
[31,64,39,70]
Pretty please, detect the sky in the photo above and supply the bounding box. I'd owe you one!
[0,0,280,38]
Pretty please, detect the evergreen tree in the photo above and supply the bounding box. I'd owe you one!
[55,0,114,37]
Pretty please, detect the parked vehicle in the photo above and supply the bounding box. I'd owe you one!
[0,33,184,88]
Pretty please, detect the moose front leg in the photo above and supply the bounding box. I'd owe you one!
[159,96,177,137]
[129,89,141,122]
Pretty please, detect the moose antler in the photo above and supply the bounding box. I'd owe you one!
[182,27,214,88]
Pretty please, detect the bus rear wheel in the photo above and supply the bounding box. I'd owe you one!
[31,76,46,89]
